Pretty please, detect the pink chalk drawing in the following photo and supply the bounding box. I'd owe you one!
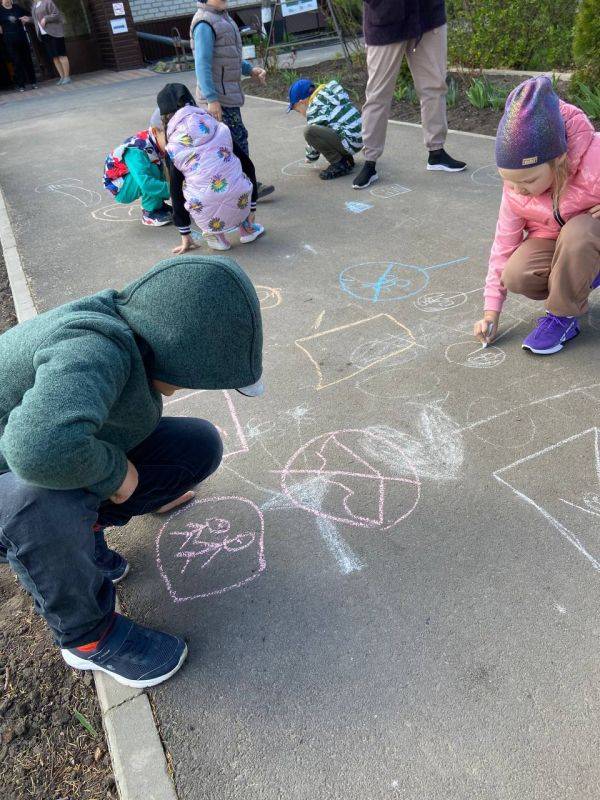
[156,496,266,602]
[279,429,421,530]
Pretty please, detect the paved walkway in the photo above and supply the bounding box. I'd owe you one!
[2,72,600,800]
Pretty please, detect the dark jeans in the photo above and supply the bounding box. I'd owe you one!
[0,417,222,648]
[5,36,36,88]
[304,125,349,165]
[222,107,258,208]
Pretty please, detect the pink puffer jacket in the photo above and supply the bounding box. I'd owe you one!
[485,101,600,312]
[166,105,252,235]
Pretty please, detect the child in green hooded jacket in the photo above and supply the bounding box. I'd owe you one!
[0,255,263,688]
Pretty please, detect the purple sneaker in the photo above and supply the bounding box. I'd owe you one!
[592,272,600,290]
[522,313,580,355]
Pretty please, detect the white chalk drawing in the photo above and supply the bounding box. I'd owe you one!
[356,363,441,400]
[35,178,102,208]
[345,201,373,214]
[369,184,412,199]
[281,158,322,177]
[470,165,502,187]
[414,287,483,313]
[164,389,249,461]
[445,341,506,369]
[156,496,266,602]
[256,285,282,310]
[339,257,469,302]
[303,244,317,255]
[296,313,416,390]
[494,428,600,572]
[465,397,536,450]
[91,202,141,222]
[279,428,421,530]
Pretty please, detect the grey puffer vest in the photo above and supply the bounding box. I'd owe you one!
[190,5,244,108]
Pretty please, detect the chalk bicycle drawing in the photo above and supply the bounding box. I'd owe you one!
[156,496,266,602]
[339,257,469,302]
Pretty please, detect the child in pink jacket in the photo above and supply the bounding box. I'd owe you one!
[159,84,264,252]
[474,77,600,355]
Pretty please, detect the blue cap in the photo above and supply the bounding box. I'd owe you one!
[287,78,315,113]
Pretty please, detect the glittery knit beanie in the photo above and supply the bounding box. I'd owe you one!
[495,77,567,170]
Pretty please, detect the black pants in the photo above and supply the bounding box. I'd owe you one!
[4,37,35,88]
[304,125,349,166]
[232,140,258,210]
[0,417,223,648]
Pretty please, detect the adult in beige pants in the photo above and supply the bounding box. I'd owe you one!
[354,1,466,189]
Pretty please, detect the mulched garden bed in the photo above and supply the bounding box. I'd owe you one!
[248,59,599,136]
[0,249,116,799]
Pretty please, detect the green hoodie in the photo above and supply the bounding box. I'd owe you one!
[0,255,262,500]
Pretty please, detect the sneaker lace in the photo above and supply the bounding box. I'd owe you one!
[535,314,568,333]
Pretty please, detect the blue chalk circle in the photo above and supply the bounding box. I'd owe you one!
[339,258,469,302]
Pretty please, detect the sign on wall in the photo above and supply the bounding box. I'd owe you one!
[281,0,318,17]
[112,2,125,15]
[110,17,128,34]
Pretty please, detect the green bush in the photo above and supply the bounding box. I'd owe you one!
[571,0,600,87]
[569,82,600,121]
[465,77,508,110]
[446,0,575,71]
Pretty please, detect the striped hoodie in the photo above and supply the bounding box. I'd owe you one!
[305,81,363,159]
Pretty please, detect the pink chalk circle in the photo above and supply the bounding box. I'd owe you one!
[280,429,421,531]
[156,496,266,603]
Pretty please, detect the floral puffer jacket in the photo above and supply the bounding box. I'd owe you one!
[166,105,252,235]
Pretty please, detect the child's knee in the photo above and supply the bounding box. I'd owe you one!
[303,125,316,144]
[559,213,600,250]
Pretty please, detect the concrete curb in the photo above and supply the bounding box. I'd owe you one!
[0,187,177,800]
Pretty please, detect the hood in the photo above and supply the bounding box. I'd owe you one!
[115,255,262,391]
[166,105,219,152]
[560,99,595,175]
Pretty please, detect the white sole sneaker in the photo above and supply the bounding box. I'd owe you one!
[353,173,379,190]
[426,163,467,172]
[111,562,130,585]
[239,224,265,244]
[61,643,188,688]
[205,237,231,251]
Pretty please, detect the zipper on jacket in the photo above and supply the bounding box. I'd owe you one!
[221,65,226,94]
[553,206,566,227]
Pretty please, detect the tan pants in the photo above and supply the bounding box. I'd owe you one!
[361,25,448,161]
[501,214,600,317]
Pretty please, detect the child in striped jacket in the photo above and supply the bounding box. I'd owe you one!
[287,78,363,180]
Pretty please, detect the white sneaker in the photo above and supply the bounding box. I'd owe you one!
[239,223,265,244]
[62,77,71,85]
[205,233,231,251]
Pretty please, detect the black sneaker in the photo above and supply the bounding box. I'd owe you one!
[353,160,378,190]
[427,148,467,172]
[61,613,188,688]
[343,154,355,169]
[319,159,354,180]
[256,182,275,201]
[94,530,129,584]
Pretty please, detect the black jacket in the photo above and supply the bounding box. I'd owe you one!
[363,0,446,46]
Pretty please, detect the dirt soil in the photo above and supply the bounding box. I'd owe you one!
[0,251,116,799]
[249,60,599,136]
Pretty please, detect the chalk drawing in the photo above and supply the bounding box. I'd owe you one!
[279,429,421,530]
[414,287,483,313]
[164,389,249,461]
[445,341,506,369]
[339,257,469,302]
[295,313,416,390]
[470,165,502,187]
[35,178,102,208]
[303,244,317,255]
[350,331,421,370]
[494,428,600,572]
[256,285,282,310]
[281,159,322,177]
[345,201,373,214]
[91,202,141,222]
[466,397,536,450]
[369,184,412,199]
[314,309,325,330]
[356,364,441,400]
[156,496,265,602]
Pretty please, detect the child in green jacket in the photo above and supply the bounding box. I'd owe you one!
[0,255,264,688]
[103,126,173,227]
[287,77,363,180]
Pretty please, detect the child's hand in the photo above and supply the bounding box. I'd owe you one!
[207,101,223,122]
[172,234,200,255]
[474,311,500,345]
[251,67,267,85]
[110,460,139,505]
[589,204,600,219]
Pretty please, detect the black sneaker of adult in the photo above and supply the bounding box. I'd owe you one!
[352,160,378,189]
[427,148,467,172]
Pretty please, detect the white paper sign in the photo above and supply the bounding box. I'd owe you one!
[281,0,318,17]
[260,6,272,23]
[242,44,256,60]
[110,17,128,34]
[112,2,125,15]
